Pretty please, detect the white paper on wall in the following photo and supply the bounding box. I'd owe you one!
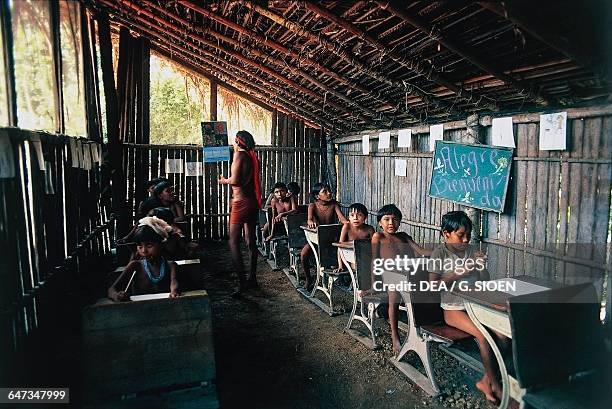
[429,124,444,151]
[539,112,567,150]
[30,134,46,170]
[0,130,15,178]
[185,162,203,176]
[394,159,407,177]
[397,129,412,148]
[362,135,370,155]
[378,131,390,149]
[491,117,516,148]
[165,158,184,173]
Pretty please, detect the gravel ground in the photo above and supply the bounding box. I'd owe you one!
[201,241,497,409]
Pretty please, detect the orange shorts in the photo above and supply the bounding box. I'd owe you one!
[229,197,259,225]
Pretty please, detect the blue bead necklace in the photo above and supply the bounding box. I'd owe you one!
[142,257,166,284]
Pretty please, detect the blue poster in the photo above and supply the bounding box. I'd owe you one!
[201,121,230,162]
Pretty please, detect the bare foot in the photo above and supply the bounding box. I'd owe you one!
[476,379,498,403]
[392,334,402,355]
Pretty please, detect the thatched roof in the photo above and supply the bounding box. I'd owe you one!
[86,0,611,134]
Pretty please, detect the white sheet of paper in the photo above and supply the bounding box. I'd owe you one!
[185,161,203,176]
[495,278,549,296]
[397,129,412,148]
[44,161,55,194]
[30,134,46,170]
[130,292,171,301]
[378,131,390,149]
[539,112,567,150]
[362,135,370,155]
[165,158,183,173]
[68,138,79,168]
[429,124,444,151]
[394,159,407,177]
[0,130,15,178]
[492,117,515,148]
[82,143,92,170]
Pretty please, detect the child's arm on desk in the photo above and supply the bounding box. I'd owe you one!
[307,203,317,229]
[108,261,138,302]
[169,261,179,298]
[334,203,348,224]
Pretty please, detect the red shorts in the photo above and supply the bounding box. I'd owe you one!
[229,197,259,225]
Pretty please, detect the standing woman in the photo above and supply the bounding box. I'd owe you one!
[218,131,262,293]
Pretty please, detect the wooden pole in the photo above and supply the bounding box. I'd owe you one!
[462,113,483,242]
[0,0,17,126]
[209,79,217,121]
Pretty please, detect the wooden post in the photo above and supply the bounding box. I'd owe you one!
[0,0,17,126]
[209,79,217,121]
[463,113,483,242]
[324,128,338,196]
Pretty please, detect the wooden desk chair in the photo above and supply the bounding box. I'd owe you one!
[508,283,609,409]
[384,270,473,397]
[265,207,289,269]
[283,213,308,287]
[306,224,344,315]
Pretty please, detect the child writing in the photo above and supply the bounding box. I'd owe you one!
[264,182,296,241]
[301,182,347,291]
[335,203,375,272]
[371,204,430,354]
[428,211,501,403]
[108,220,179,302]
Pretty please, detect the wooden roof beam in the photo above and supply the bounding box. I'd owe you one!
[303,0,500,110]
[104,0,369,123]
[238,0,462,118]
[174,0,394,107]
[141,0,394,124]
[375,0,550,106]
[101,6,350,130]
[478,2,600,76]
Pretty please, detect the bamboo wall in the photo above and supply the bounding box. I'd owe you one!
[0,129,113,385]
[336,107,612,315]
[123,122,322,240]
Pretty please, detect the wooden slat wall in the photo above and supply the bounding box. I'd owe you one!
[336,113,611,315]
[0,129,113,386]
[123,119,322,240]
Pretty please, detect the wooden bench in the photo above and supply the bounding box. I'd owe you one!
[299,224,344,316]
[282,212,308,288]
[508,283,609,409]
[82,290,217,407]
[384,270,477,397]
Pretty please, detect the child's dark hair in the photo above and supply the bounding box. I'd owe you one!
[377,204,402,222]
[132,225,163,244]
[148,207,174,225]
[287,182,300,195]
[349,203,368,216]
[311,182,331,201]
[153,181,172,196]
[273,182,287,190]
[441,211,472,234]
[146,177,168,190]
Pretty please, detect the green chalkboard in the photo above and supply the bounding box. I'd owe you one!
[428,141,513,213]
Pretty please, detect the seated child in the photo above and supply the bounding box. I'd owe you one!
[136,177,168,218]
[264,182,296,240]
[335,203,375,272]
[428,211,501,403]
[301,182,347,291]
[371,204,430,354]
[286,181,301,208]
[139,181,185,223]
[108,222,179,302]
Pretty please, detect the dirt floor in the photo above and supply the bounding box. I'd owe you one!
[201,241,497,409]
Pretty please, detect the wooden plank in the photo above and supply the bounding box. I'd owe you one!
[524,124,539,277]
[564,119,584,284]
[511,124,528,277]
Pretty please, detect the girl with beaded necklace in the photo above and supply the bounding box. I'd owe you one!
[108,223,179,302]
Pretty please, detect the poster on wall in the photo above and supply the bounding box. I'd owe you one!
[201,121,230,163]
